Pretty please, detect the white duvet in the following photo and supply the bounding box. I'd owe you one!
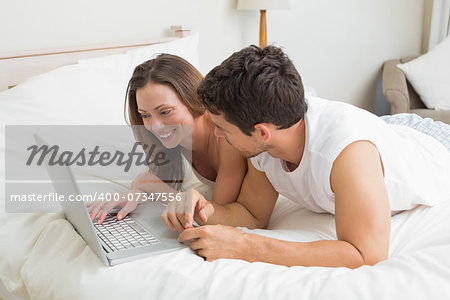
[1,192,450,300]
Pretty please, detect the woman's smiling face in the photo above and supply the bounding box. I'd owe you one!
[136,82,194,149]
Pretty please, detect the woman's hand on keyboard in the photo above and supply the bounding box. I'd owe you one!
[86,189,144,224]
[161,188,214,232]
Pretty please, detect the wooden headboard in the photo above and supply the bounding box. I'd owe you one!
[0,26,190,92]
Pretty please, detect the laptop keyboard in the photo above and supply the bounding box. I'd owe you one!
[93,214,161,252]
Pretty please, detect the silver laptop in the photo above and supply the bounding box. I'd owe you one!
[34,134,187,266]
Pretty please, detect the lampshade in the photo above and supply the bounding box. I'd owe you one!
[237,0,290,10]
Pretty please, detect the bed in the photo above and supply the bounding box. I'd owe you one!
[1,32,450,300]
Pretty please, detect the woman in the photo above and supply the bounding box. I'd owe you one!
[87,54,247,232]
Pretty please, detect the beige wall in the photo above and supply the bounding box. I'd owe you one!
[0,0,427,111]
[422,0,435,53]
[264,0,425,110]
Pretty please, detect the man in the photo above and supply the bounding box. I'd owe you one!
[161,45,450,268]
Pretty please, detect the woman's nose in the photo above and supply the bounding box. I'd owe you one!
[150,118,164,132]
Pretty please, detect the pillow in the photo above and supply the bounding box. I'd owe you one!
[77,33,200,92]
[0,33,200,211]
[0,32,200,127]
[397,35,450,110]
[78,33,199,70]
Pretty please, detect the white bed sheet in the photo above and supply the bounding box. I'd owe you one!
[1,192,450,300]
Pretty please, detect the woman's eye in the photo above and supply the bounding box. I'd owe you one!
[140,114,150,119]
[161,109,172,115]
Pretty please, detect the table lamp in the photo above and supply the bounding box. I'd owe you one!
[237,0,290,48]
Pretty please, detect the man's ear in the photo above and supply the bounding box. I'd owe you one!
[254,123,272,143]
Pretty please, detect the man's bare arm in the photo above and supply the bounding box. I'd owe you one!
[181,141,391,268]
[195,159,279,229]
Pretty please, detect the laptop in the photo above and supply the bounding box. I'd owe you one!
[34,134,187,266]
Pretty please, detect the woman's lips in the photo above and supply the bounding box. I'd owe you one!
[156,128,176,140]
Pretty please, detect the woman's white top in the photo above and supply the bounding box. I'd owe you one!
[182,157,215,200]
[250,96,450,215]
[192,166,215,189]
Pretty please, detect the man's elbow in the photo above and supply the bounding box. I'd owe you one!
[236,204,270,229]
[356,248,389,268]
[347,242,389,268]
[363,253,389,267]
[255,222,268,230]
[246,217,269,230]
[346,254,387,269]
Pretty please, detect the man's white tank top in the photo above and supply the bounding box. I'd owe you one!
[250,96,450,214]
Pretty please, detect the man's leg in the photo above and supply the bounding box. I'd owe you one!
[381,113,450,151]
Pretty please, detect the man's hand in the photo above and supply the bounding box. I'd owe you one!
[161,189,215,232]
[178,225,249,262]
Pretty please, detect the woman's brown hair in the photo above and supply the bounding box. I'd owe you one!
[125,54,204,190]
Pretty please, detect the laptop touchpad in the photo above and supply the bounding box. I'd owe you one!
[140,216,179,240]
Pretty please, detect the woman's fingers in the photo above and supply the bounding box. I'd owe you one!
[164,201,185,232]
[183,192,195,228]
[170,202,186,232]
[89,202,105,221]
[161,206,175,231]
[161,191,199,232]
[97,199,127,224]
[88,199,121,223]
[87,201,97,213]
[117,200,138,220]
[96,203,115,224]
[86,189,145,223]
[198,203,214,223]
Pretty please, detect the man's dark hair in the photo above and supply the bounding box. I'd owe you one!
[197,45,307,135]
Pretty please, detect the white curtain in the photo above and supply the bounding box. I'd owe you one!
[428,0,450,50]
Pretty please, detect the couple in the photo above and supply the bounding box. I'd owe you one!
[88,45,450,268]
